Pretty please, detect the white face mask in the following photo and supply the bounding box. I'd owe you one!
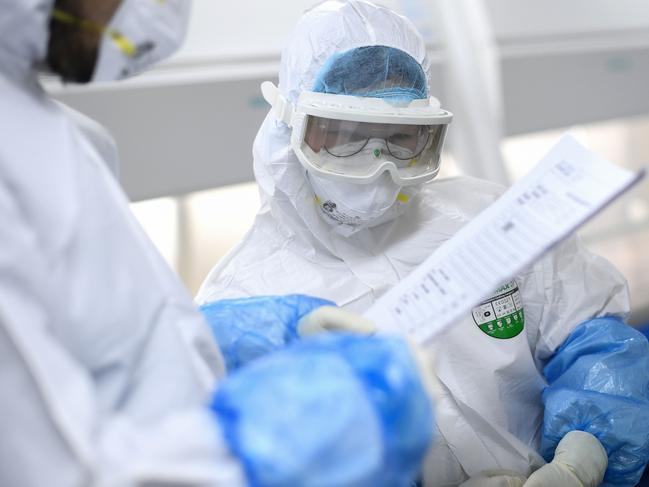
[308,172,410,232]
[92,0,192,82]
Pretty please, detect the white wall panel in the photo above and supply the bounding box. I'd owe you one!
[486,0,649,41]
[55,77,273,201]
[501,47,649,135]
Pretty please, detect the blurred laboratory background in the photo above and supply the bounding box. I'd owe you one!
[46,0,649,327]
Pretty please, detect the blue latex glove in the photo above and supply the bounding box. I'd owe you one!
[200,294,334,371]
[210,333,434,487]
[541,317,649,486]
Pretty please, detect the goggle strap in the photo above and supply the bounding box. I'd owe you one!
[261,81,294,126]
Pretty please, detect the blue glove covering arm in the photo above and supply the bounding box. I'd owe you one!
[210,334,434,487]
[199,294,334,371]
[542,317,649,486]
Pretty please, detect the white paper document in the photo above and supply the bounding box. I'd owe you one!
[364,134,644,344]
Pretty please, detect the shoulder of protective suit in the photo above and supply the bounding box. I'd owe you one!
[0,76,94,253]
[58,102,120,177]
[195,214,285,304]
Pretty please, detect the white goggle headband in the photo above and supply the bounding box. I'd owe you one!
[261,81,453,185]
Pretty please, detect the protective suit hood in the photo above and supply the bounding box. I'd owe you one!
[0,0,54,79]
[253,0,431,257]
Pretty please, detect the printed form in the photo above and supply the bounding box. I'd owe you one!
[365,135,644,344]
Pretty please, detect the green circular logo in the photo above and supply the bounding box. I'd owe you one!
[471,280,525,339]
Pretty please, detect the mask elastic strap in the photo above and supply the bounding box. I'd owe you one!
[51,8,136,57]
[261,81,294,126]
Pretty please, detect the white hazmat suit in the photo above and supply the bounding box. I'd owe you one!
[0,1,247,484]
[197,1,631,485]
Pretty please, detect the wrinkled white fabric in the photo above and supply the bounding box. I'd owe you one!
[197,2,630,485]
[0,1,245,485]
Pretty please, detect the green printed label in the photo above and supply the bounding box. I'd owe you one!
[471,280,524,339]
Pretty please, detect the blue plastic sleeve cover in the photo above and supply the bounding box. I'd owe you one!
[199,294,334,372]
[210,333,433,487]
[542,317,649,486]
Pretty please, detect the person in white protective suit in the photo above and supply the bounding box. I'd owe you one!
[198,1,649,486]
[0,1,438,486]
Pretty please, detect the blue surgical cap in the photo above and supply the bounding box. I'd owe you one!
[312,45,428,103]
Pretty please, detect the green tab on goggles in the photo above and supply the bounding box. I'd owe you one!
[261,81,452,185]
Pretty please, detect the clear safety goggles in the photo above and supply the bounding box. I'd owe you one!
[261,82,453,185]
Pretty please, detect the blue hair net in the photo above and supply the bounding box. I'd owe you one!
[541,317,649,486]
[312,45,428,102]
[210,333,433,487]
